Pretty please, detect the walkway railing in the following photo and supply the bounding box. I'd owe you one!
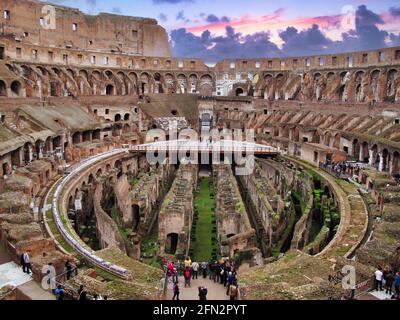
[130,140,279,154]
[51,149,132,280]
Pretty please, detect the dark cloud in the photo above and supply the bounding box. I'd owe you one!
[176,10,186,21]
[278,24,333,57]
[206,14,230,23]
[153,0,194,4]
[389,7,400,17]
[170,5,400,64]
[158,13,168,22]
[170,26,281,63]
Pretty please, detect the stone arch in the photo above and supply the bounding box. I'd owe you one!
[105,70,114,80]
[189,74,198,93]
[91,70,102,80]
[235,87,244,96]
[177,74,187,94]
[391,151,400,176]
[10,80,22,97]
[37,66,48,76]
[92,129,101,141]
[114,114,122,122]
[106,84,114,95]
[123,113,130,121]
[140,72,150,94]
[381,148,389,171]
[333,133,341,149]
[360,141,369,162]
[370,144,379,167]
[79,70,89,80]
[354,71,365,102]
[199,74,213,96]
[164,73,175,94]
[166,233,178,254]
[352,139,360,158]
[96,168,103,177]
[23,142,33,164]
[72,132,82,144]
[154,73,164,93]
[386,69,398,101]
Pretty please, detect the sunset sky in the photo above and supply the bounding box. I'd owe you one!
[45,0,400,63]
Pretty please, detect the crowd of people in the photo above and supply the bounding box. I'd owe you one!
[167,256,240,301]
[374,265,400,299]
[319,161,364,180]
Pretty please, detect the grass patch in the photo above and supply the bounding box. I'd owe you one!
[46,211,74,253]
[190,177,217,261]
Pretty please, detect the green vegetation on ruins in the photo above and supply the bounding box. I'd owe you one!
[189,176,218,262]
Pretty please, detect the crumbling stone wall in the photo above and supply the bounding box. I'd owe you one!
[158,164,198,258]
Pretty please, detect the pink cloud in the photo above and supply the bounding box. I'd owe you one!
[186,9,342,36]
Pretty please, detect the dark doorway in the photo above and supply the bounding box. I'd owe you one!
[166,233,178,254]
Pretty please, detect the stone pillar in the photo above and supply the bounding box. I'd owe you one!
[378,153,385,172]
[37,80,42,98]
[369,150,374,166]
[359,146,364,162]
[38,141,44,159]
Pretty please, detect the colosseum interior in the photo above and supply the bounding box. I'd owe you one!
[0,0,400,301]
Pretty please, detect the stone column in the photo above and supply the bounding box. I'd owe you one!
[38,141,44,159]
[369,150,374,166]
[378,153,385,172]
[359,146,364,162]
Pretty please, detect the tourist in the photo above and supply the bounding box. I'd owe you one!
[208,260,214,280]
[184,257,192,268]
[385,271,394,296]
[198,286,208,300]
[20,252,26,273]
[55,285,65,301]
[220,266,227,286]
[22,251,32,275]
[78,285,87,300]
[191,261,199,280]
[167,260,174,277]
[383,265,391,282]
[214,261,220,283]
[93,294,99,300]
[226,271,236,295]
[184,267,191,287]
[201,262,208,278]
[65,260,73,280]
[79,287,88,301]
[70,260,78,277]
[172,281,180,301]
[394,272,400,299]
[172,267,179,283]
[228,281,239,301]
[375,266,383,291]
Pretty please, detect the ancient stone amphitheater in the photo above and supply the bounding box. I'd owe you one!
[0,0,399,301]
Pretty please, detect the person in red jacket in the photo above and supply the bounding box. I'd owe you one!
[184,267,191,287]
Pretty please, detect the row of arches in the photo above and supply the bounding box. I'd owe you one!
[4,62,215,98]
[255,68,400,103]
[272,124,400,176]
[0,79,23,97]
